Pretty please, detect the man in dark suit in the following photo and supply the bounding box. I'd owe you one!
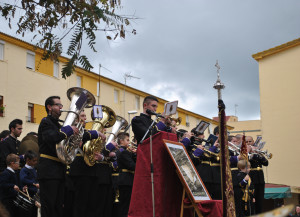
[132,96,170,144]
[117,132,136,217]
[68,111,106,217]
[247,136,268,214]
[38,96,102,217]
[37,96,78,217]
[0,119,23,172]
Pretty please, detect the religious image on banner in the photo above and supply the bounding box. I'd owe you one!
[164,101,178,116]
[93,105,103,119]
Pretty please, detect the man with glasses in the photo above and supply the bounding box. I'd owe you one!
[37,96,79,217]
[247,136,269,214]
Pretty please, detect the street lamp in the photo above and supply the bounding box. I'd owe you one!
[128,110,138,138]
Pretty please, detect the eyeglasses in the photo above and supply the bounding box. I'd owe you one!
[14,162,20,165]
[245,141,252,143]
[53,103,63,108]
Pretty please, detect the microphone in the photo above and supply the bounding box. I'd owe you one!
[146,109,165,118]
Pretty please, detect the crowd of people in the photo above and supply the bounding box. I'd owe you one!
[0,95,298,217]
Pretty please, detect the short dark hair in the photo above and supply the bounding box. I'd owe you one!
[117,132,129,144]
[24,150,38,161]
[228,135,234,142]
[0,130,10,140]
[143,96,158,105]
[6,153,20,165]
[8,119,23,132]
[45,96,60,113]
[213,126,219,136]
[27,132,38,137]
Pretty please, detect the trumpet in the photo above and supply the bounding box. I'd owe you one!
[252,149,273,159]
[228,142,241,155]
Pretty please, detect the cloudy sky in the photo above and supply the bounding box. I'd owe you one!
[1,0,300,120]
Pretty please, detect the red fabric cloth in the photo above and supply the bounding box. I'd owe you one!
[128,132,182,217]
[197,200,223,217]
[183,198,223,217]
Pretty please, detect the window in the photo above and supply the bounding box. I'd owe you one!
[0,40,4,61]
[0,95,4,117]
[97,82,100,96]
[135,96,140,110]
[27,103,34,123]
[53,61,59,78]
[114,89,119,103]
[186,115,190,127]
[26,51,35,70]
[76,76,82,87]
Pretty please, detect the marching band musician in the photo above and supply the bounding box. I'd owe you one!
[116,132,136,217]
[246,136,269,214]
[19,150,39,217]
[234,160,255,217]
[190,135,215,198]
[0,154,21,217]
[95,133,117,217]
[37,96,100,217]
[0,119,23,172]
[67,111,106,217]
[209,127,240,200]
[132,96,171,145]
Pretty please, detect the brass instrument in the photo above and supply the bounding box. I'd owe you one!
[83,106,116,166]
[170,117,182,126]
[228,142,241,155]
[56,87,95,164]
[253,149,273,159]
[19,134,39,156]
[128,141,138,153]
[105,116,128,148]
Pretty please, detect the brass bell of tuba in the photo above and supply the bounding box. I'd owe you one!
[83,105,116,166]
[105,116,128,148]
[56,87,96,165]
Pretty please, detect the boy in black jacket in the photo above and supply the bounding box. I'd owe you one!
[20,150,39,217]
[235,159,255,217]
[117,132,136,217]
[0,154,20,217]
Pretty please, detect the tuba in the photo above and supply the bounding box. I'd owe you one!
[105,116,128,148]
[56,87,95,164]
[83,106,116,166]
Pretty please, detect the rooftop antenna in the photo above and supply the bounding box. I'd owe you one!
[123,72,141,118]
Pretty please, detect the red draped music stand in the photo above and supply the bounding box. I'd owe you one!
[128,132,182,217]
[128,132,222,217]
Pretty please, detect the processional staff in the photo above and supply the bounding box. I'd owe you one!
[214,60,236,217]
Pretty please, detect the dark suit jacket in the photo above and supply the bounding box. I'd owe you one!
[19,167,38,196]
[0,136,20,172]
[69,130,99,177]
[132,113,168,144]
[0,168,18,200]
[249,154,268,184]
[117,147,136,186]
[37,115,67,180]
